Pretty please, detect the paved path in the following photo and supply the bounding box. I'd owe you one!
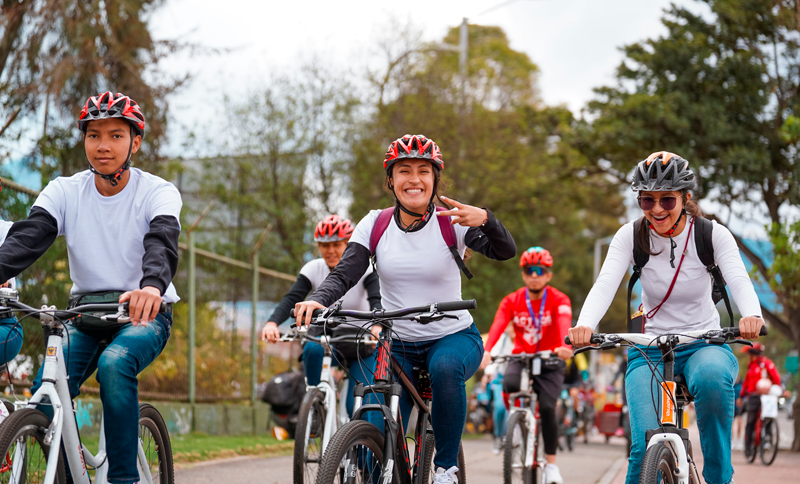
[610,411,798,484]
[176,433,628,484]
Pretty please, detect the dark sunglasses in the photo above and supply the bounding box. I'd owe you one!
[637,196,678,211]
[523,266,549,276]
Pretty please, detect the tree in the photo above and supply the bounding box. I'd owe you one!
[580,0,800,450]
[351,24,627,328]
[0,0,187,179]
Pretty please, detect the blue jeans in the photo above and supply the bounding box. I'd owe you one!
[491,376,507,438]
[303,341,376,417]
[626,343,738,484]
[0,316,22,365]
[367,324,484,469]
[32,314,172,484]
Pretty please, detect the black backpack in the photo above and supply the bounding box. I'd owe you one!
[627,216,734,333]
[261,370,305,415]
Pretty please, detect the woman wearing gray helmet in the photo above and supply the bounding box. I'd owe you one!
[569,152,764,484]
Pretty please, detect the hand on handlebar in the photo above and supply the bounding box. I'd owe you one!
[295,300,325,328]
[567,326,597,349]
[120,286,162,326]
[738,316,764,340]
[262,321,281,343]
[554,346,573,360]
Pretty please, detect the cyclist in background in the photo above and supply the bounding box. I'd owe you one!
[0,92,181,484]
[261,214,382,415]
[568,152,764,484]
[295,134,517,484]
[483,326,515,454]
[739,343,780,456]
[482,247,573,484]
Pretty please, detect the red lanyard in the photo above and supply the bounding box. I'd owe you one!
[645,217,696,324]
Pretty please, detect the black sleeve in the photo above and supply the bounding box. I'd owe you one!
[140,215,180,295]
[464,209,517,260]
[267,274,313,324]
[363,271,383,310]
[0,207,58,283]
[309,243,371,307]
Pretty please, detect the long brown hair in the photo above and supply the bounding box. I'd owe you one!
[636,189,704,256]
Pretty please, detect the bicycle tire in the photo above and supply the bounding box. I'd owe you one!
[139,403,175,484]
[420,432,467,483]
[759,418,779,466]
[639,443,676,484]
[503,412,533,484]
[0,407,66,484]
[294,388,327,484]
[314,420,391,484]
[745,434,757,464]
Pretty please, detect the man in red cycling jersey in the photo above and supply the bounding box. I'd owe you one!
[739,342,781,456]
[482,246,573,484]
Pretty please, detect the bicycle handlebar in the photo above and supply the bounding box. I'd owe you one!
[290,299,477,325]
[1,298,167,321]
[565,326,768,355]
[491,351,554,363]
[279,332,378,345]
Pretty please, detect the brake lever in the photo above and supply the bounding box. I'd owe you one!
[728,340,753,347]
[101,304,130,323]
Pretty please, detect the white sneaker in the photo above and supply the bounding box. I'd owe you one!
[544,463,564,484]
[433,466,459,484]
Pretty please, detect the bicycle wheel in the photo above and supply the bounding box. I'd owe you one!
[315,420,390,484]
[294,388,327,484]
[0,408,66,484]
[420,432,467,483]
[639,443,677,484]
[139,403,174,484]
[744,432,757,463]
[503,412,533,484]
[759,418,779,466]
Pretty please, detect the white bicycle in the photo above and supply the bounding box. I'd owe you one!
[0,287,173,484]
[279,327,376,484]
[568,326,766,484]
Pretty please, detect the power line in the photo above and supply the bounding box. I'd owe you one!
[476,0,550,17]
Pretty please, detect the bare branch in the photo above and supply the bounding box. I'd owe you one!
[0,106,21,138]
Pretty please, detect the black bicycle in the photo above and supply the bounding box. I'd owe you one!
[296,300,474,484]
[567,326,767,484]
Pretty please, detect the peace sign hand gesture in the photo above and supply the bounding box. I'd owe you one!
[437,196,488,227]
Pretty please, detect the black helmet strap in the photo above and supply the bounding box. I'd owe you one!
[648,208,686,268]
[85,125,134,187]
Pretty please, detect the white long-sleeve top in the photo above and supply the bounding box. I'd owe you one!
[576,217,762,335]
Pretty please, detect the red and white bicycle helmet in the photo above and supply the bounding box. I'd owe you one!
[383,134,443,172]
[314,215,354,243]
[520,246,553,268]
[79,92,146,139]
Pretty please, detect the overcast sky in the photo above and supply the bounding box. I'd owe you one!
[152,0,707,143]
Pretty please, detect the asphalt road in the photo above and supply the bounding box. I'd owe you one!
[176,433,629,484]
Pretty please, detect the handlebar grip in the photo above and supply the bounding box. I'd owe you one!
[436,300,477,312]
[564,334,604,345]
[289,308,324,320]
[760,325,768,336]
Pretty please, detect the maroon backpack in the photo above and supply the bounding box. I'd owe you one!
[368,206,473,279]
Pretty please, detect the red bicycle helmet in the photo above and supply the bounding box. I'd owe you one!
[520,246,553,268]
[314,215,354,243]
[79,92,146,139]
[384,134,443,172]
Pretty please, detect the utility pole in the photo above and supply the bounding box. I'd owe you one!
[458,18,469,163]
[186,201,215,409]
[250,225,272,412]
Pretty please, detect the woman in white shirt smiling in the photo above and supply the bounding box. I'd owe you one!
[568,152,763,484]
[295,134,517,483]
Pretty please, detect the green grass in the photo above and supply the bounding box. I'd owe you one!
[80,432,295,466]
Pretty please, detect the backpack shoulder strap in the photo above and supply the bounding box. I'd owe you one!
[693,217,735,327]
[369,208,395,256]
[628,218,650,331]
[435,206,474,280]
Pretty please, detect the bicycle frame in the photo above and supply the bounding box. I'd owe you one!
[505,354,548,472]
[12,308,155,484]
[349,331,434,484]
[311,336,347,458]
